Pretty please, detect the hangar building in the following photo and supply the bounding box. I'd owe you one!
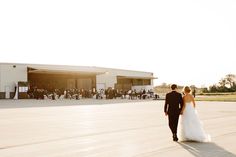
[0,63,157,99]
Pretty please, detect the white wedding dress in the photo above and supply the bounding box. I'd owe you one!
[178,102,211,142]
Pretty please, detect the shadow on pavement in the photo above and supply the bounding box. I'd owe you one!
[178,142,236,157]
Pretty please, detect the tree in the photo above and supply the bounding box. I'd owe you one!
[218,74,236,92]
[209,84,218,93]
[209,74,236,93]
[219,78,227,88]
[232,82,236,91]
[225,74,236,88]
[201,87,208,93]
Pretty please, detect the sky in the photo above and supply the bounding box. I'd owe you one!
[0,0,236,87]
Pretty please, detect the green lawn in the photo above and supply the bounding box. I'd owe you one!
[195,93,236,102]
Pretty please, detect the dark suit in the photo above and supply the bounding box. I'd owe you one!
[164,91,183,135]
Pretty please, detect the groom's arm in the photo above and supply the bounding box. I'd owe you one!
[164,94,169,115]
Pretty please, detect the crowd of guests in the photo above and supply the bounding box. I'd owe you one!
[27,87,159,100]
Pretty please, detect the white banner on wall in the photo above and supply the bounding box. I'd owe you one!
[96,83,106,90]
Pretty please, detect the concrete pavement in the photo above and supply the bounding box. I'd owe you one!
[0,99,235,157]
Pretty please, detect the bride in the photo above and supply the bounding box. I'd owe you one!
[178,86,211,142]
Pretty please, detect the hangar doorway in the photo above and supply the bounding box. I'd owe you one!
[27,67,98,91]
[115,76,156,91]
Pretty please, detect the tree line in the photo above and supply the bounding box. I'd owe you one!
[202,74,236,93]
[154,74,236,94]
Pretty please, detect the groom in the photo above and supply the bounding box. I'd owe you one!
[164,84,183,141]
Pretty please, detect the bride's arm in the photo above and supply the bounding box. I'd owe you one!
[180,96,186,114]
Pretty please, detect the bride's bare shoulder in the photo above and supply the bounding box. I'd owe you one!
[183,94,193,101]
[183,95,188,101]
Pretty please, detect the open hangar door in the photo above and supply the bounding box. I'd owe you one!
[27,67,100,91]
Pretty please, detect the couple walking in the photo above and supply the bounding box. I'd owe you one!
[164,84,211,142]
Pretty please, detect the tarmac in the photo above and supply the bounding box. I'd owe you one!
[0,99,235,157]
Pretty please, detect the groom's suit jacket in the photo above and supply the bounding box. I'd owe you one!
[164,91,183,115]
